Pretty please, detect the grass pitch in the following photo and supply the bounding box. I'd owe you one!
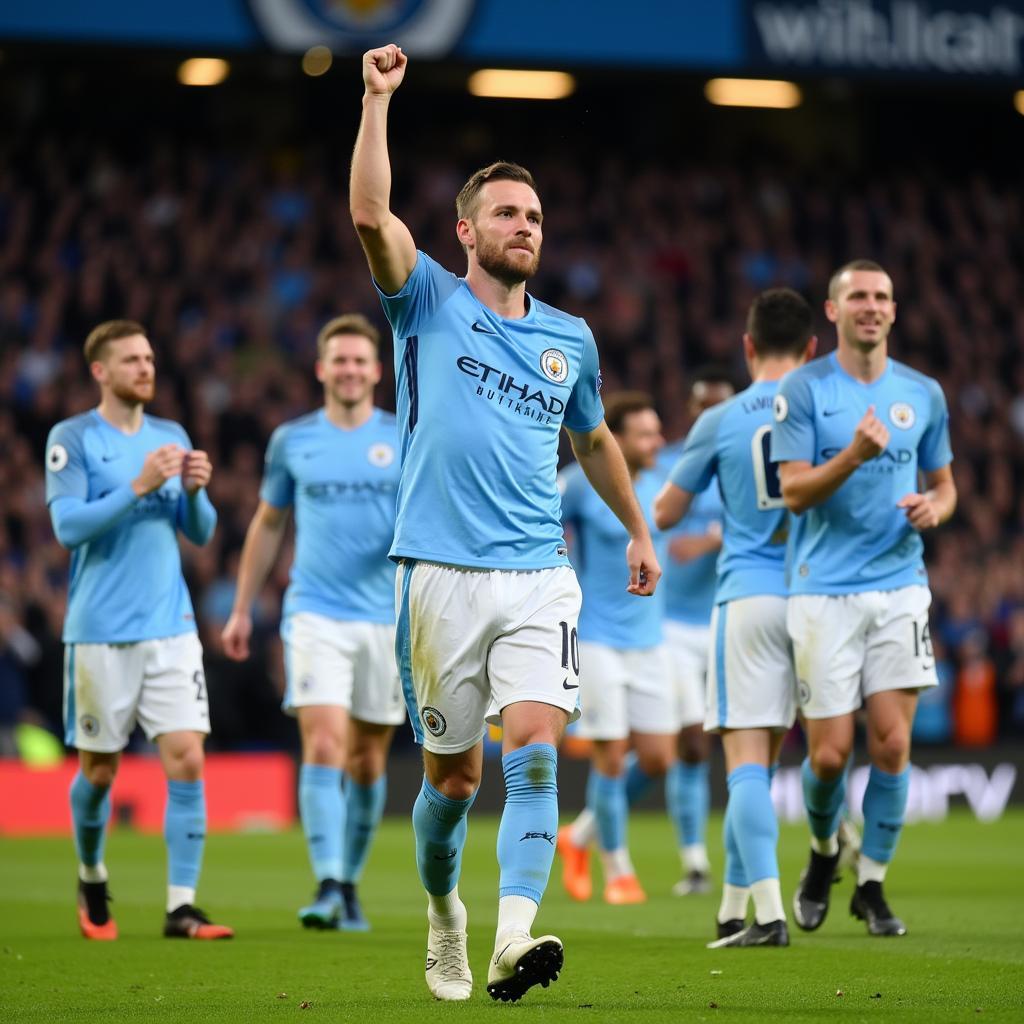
[2,809,1022,1022]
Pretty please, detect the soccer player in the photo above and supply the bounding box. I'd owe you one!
[45,320,232,941]
[654,289,818,947]
[557,392,673,906]
[221,314,403,932]
[659,370,734,896]
[772,260,955,937]
[350,44,661,1002]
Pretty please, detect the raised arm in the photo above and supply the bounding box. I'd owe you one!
[221,501,291,661]
[566,421,661,596]
[778,405,889,516]
[350,44,417,294]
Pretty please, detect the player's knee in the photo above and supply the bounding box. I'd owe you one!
[173,747,205,782]
[432,773,479,802]
[871,731,910,773]
[303,732,345,768]
[84,762,118,788]
[810,748,847,780]
[637,749,673,777]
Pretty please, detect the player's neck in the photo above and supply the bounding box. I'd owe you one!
[836,339,887,383]
[753,356,801,382]
[96,395,144,434]
[465,268,528,319]
[323,396,374,430]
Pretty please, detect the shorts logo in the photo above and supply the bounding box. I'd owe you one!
[540,349,569,384]
[47,444,69,472]
[80,714,100,737]
[797,680,811,706]
[421,706,447,736]
[773,395,789,422]
[367,443,395,468]
[299,674,315,692]
[889,402,916,429]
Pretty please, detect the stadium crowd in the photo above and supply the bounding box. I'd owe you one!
[2,139,1022,751]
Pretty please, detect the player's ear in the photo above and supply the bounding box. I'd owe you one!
[456,217,474,250]
[824,299,839,324]
[805,335,819,362]
[314,359,325,384]
[89,360,106,385]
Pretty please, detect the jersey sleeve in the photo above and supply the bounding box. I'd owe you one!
[918,380,953,471]
[45,420,89,505]
[770,370,816,463]
[259,426,295,509]
[374,250,461,339]
[669,407,721,495]
[563,322,605,433]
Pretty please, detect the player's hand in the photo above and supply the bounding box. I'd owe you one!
[626,535,661,597]
[132,444,185,497]
[221,611,252,661]
[897,491,941,530]
[363,44,407,97]
[182,450,212,495]
[848,405,889,464]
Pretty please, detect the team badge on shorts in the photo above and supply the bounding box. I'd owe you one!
[421,706,447,737]
[80,714,100,738]
[797,680,811,707]
[47,444,69,472]
[367,443,395,467]
[540,349,569,384]
[773,395,789,422]
[889,402,916,429]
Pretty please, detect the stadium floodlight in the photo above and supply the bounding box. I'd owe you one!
[467,69,575,100]
[704,78,801,109]
[177,58,230,87]
[1015,91,1024,115]
[302,46,333,78]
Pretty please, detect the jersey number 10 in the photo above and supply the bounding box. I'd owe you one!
[751,425,785,511]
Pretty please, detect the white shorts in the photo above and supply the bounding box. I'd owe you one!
[282,612,405,726]
[63,632,209,752]
[574,642,675,740]
[788,585,939,720]
[664,619,710,730]
[706,595,796,733]
[396,561,582,754]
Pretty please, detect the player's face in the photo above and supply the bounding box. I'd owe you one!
[463,180,543,285]
[688,381,734,418]
[95,335,155,405]
[616,409,664,472]
[316,333,382,407]
[826,270,896,349]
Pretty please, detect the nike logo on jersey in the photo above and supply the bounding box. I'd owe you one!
[822,408,843,417]
[101,453,120,462]
[471,321,497,334]
[562,678,579,690]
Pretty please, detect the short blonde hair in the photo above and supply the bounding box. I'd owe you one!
[316,314,381,359]
[84,320,146,364]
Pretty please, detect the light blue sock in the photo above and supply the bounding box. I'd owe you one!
[165,780,206,889]
[624,751,655,807]
[861,765,911,864]
[801,756,846,840]
[413,777,476,896]
[722,795,748,887]
[497,743,559,901]
[341,775,387,884]
[299,764,344,882]
[727,764,779,884]
[666,761,710,847]
[70,771,111,868]
[591,769,628,853]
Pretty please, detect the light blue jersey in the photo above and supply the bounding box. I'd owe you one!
[669,380,789,604]
[770,353,952,595]
[45,410,216,644]
[261,408,399,624]
[658,442,721,626]
[376,251,604,570]
[559,463,667,649]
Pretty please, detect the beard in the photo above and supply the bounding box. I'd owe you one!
[475,233,541,286]
[111,379,154,405]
